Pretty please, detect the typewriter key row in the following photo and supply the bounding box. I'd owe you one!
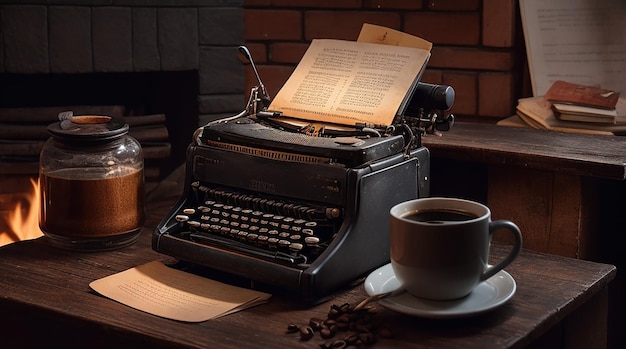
[175,201,325,255]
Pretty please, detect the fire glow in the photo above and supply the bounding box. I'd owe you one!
[0,177,44,246]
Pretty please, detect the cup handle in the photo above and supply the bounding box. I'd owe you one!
[480,220,523,282]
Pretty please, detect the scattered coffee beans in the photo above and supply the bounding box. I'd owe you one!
[286,297,393,347]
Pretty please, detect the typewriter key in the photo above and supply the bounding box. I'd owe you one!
[175,215,189,222]
[305,236,320,245]
[289,243,304,252]
[228,229,239,238]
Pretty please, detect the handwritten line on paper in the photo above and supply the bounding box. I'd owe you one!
[89,261,271,322]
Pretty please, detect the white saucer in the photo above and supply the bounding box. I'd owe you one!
[364,263,516,319]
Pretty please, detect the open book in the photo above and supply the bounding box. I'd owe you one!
[267,24,432,127]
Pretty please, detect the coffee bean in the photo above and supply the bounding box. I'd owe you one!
[359,332,376,345]
[299,326,314,341]
[286,323,299,334]
[309,317,324,331]
[288,296,388,345]
[344,332,360,345]
[330,339,347,349]
[319,327,335,339]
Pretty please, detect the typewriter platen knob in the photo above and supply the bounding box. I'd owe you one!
[326,208,341,219]
[412,82,455,111]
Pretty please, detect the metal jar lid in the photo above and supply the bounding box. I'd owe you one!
[47,115,129,143]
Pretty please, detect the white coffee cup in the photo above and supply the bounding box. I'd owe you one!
[389,197,522,300]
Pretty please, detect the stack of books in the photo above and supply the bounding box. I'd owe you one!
[545,80,623,124]
[503,81,626,136]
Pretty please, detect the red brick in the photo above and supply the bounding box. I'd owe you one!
[244,9,302,41]
[429,47,515,71]
[363,0,423,10]
[404,12,480,46]
[305,11,401,40]
[426,0,480,11]
[421,69,444,85]
[271,0,361,8]
[483,0,516,48]
[442,72,478,116]
[478,72,516,117]
[269,42,309,64]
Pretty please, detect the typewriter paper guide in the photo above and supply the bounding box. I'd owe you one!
[268,37,431,127]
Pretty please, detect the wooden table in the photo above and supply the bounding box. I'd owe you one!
[0,167,616,349]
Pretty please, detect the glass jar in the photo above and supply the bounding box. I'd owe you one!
[39,115,145,251]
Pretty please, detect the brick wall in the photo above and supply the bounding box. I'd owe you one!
[243,0,528,121]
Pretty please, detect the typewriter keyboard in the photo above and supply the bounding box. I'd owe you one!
[171,181,342,267]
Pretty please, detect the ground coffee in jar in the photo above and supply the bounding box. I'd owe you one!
[39,114,145,251]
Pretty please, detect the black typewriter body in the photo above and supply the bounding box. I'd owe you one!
[153,46,454,303]
[153,116,430,303]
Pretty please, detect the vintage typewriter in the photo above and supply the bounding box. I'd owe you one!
[153,46,454,303]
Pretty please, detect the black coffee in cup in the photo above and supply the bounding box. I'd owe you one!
[402,209,478,224]
[390,197,523,300]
